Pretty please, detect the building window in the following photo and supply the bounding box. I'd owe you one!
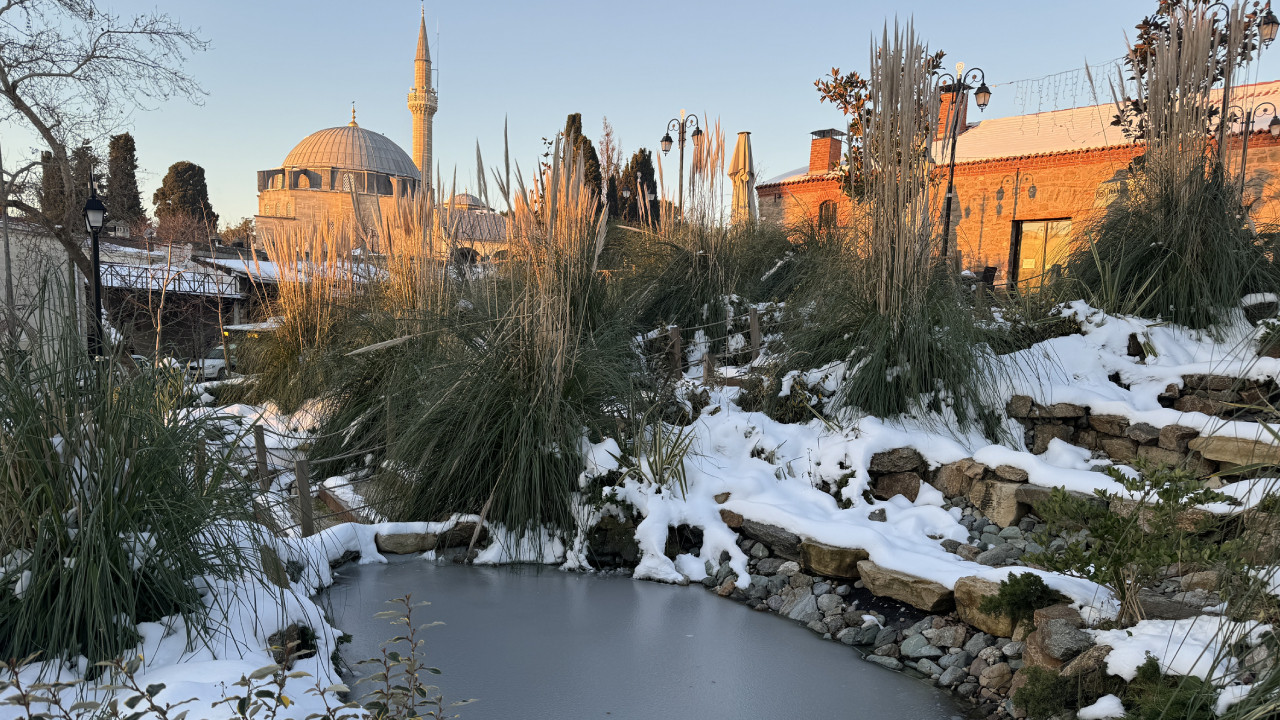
[342,174,354,192]
[1013,218,1071,287]
[818,200,838,232]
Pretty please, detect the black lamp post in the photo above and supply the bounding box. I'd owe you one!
[934,64,991,262]
[82,184,106,358]
[660,111,703,221]
[1230,101,1280,196]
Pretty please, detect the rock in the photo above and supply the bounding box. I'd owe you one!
[940,650,974,669]
[714,492,731,503]
[776,560,801,577]
[969,478,1030,528]
[778,587,819,621]
[979,662,1013,690]
[954,577,1016,638]
[874,626,898,648]
[715,577,737,597]
[976,545,1017,567]
[1185,374,1236,392]
[1188,436,1280,467]
[998,526,1023,540]
[1014,483,1054,509]
[1040,618,1092,662]
[956,544,982,562]
[873,471,922,502]
[1137,589,1201,620]
[741,520,801,560]
[799,540,868,580]
[1089,414,1130,436]
[929,625,968,648]
[1060,644,1113,678]
[438,523,485,548]
[1175,395,1223,416]
[1126,422,1162,444]
[718,508,744,528]
[749,542,769,559]
[812,581,831,596]
[1022,630,1064,671]
[1033,604,1083,629]
[1137,445,1186,468]
[1045,403,1086,418]
[964,632,995,655]
[1075,428,1100,450]
[901,634,945,659]
[867,508,887,522]
[1099,436,1138,462]
[1003,642,1025,658]
[1032,424,1073,454]
[816,593,844,613]
[873,643,901,658]
[375,532,438,554]
[938,665,966,687]
[856,560,955,613]
[1243,645,1275,676]
[934,462,977,496]
[756,557,785,575]
[865,655,903,671]
[1159,425,1200,453]
[1181,570,1221,592]
[869,447,926,473]
[837,627,864,645]
[917,658,944,676]
[1006,395,1035,418]
[994,465,1031,483]
[766,595,785,612]
[957,682,979,698]
[1110,497,1211,533]
[789,573,813,589]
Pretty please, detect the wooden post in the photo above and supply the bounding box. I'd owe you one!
[749,308,761,362]
[668,325,682,376]
[254,424,269,492]
[294,458,315,537]
[703,352,714,386]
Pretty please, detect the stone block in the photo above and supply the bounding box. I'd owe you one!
[742,520,802,560]
[933,462,975,497]
[969,478,1030,528]
[954,576,1015,637]
[1175,395,1223,416]
[873,471,922,502]
[1032,424,1073,454]
[719,508,743,528]
[1188,436,1280,467]
[869,447,926,473]
[856,560,955,613]
[375,531,438,554]
[1045,403,1086,418]
[799,540,868,580]
[1137,444,1186,468]
[1006,395,1034,418]
[1158,425,1200,452]
[1099,435,1138,462]
[1126,422,1161,444]
[1075,428,1099,450]
[1089,414,1130,436]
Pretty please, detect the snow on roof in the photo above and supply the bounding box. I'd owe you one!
[943,79,1280,164]
[759,166,810,187]
[208,257,285,282]
[224,317,283,333]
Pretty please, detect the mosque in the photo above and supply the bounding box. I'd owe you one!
[254,12,503,255]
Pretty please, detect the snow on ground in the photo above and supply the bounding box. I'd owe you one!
[1087,617,1272,683]
[1077,694,1126,720]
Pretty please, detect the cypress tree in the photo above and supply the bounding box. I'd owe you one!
[562,113,603,200]
[105,133,146,227]
[153,161,218,232]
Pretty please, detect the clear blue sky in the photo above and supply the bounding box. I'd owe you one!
[21,0,1280,226]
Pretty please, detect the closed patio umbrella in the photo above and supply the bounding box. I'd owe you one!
[729,131,757,225]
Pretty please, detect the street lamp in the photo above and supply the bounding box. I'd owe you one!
[660,110,702,220]
[1229,101,1280,197]
[934,63,991,262]
[82,184,106,359]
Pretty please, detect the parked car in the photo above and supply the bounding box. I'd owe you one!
[187,345,236,382]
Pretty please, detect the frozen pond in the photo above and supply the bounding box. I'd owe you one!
[323,557,966,720]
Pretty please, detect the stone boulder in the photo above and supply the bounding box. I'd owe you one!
[1061,643,1113,679]
[1159,425,1200,453]
[375,532,438,554]
[741,520,802,560]
[1006,395,1035,418]
[1022,630,1064,671]
[856,560,954,613]
[1099,436,1138,462]
[799,540,868,580]
[954,576,1016,637]
[438,522,486,549]
[778,586,819,621]
[969,478,1030,528]
[1188,436,1280,467]
[718,508,744,528]
[1039,618,1092,662]
[1126,422,1161,444]
[1033,425,1073,454]
[933,459,985,497]
[994,465,1031,483]
[1089,414,1130,436]
[979,662,1014,690]
[869,447,926,473]
[873,471,922,502]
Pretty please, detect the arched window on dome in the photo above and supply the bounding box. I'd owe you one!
[297,173,310,190]
[286,202,293,217]
[265,203,274,216]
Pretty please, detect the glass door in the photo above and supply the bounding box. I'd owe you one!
[1015,219,1072,289]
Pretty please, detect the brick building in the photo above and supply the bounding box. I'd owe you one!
[757,79,1280,285]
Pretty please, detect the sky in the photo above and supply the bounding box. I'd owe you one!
[9,0,1280,226]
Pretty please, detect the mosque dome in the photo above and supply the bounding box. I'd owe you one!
[283,123,420,180]
[447,192,488,211]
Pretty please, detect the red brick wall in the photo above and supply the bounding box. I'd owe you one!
[809,137,843,174]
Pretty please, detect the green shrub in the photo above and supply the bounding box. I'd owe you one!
[979,572,1068,631]
[1124,655,1218,720]
[1028,462,1240,625]
[1013,666,1075,720]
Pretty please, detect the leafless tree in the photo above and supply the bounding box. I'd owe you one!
[0,0,208,282]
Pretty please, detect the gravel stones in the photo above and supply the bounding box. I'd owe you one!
[900,634,945,659]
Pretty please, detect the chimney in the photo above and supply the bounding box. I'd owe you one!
[809,128,845,174]
[937,87,968,141]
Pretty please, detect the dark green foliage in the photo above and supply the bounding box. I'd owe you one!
[1065,162,1280,330]
[979,572,1069,631]
[1028,461,1241,624]
[563,113,603,200]
[0,313,259,666]
[39,144,96,229]
[105,133,146,227]
[1125,655,1218,720]
[617,149,658,223]
[1013,666,1076,720]
[153,160,218,230]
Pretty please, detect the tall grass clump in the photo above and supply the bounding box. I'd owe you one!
[0,290,260,667]
[1067,2,1280,329]
[786,22,1001,436]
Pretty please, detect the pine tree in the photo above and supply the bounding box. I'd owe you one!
[153,161,217,233]
[105,133,146,227]
[619,148,658,222]
[562,113,603,200]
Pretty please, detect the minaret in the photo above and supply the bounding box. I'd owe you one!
[407,9,437,192]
